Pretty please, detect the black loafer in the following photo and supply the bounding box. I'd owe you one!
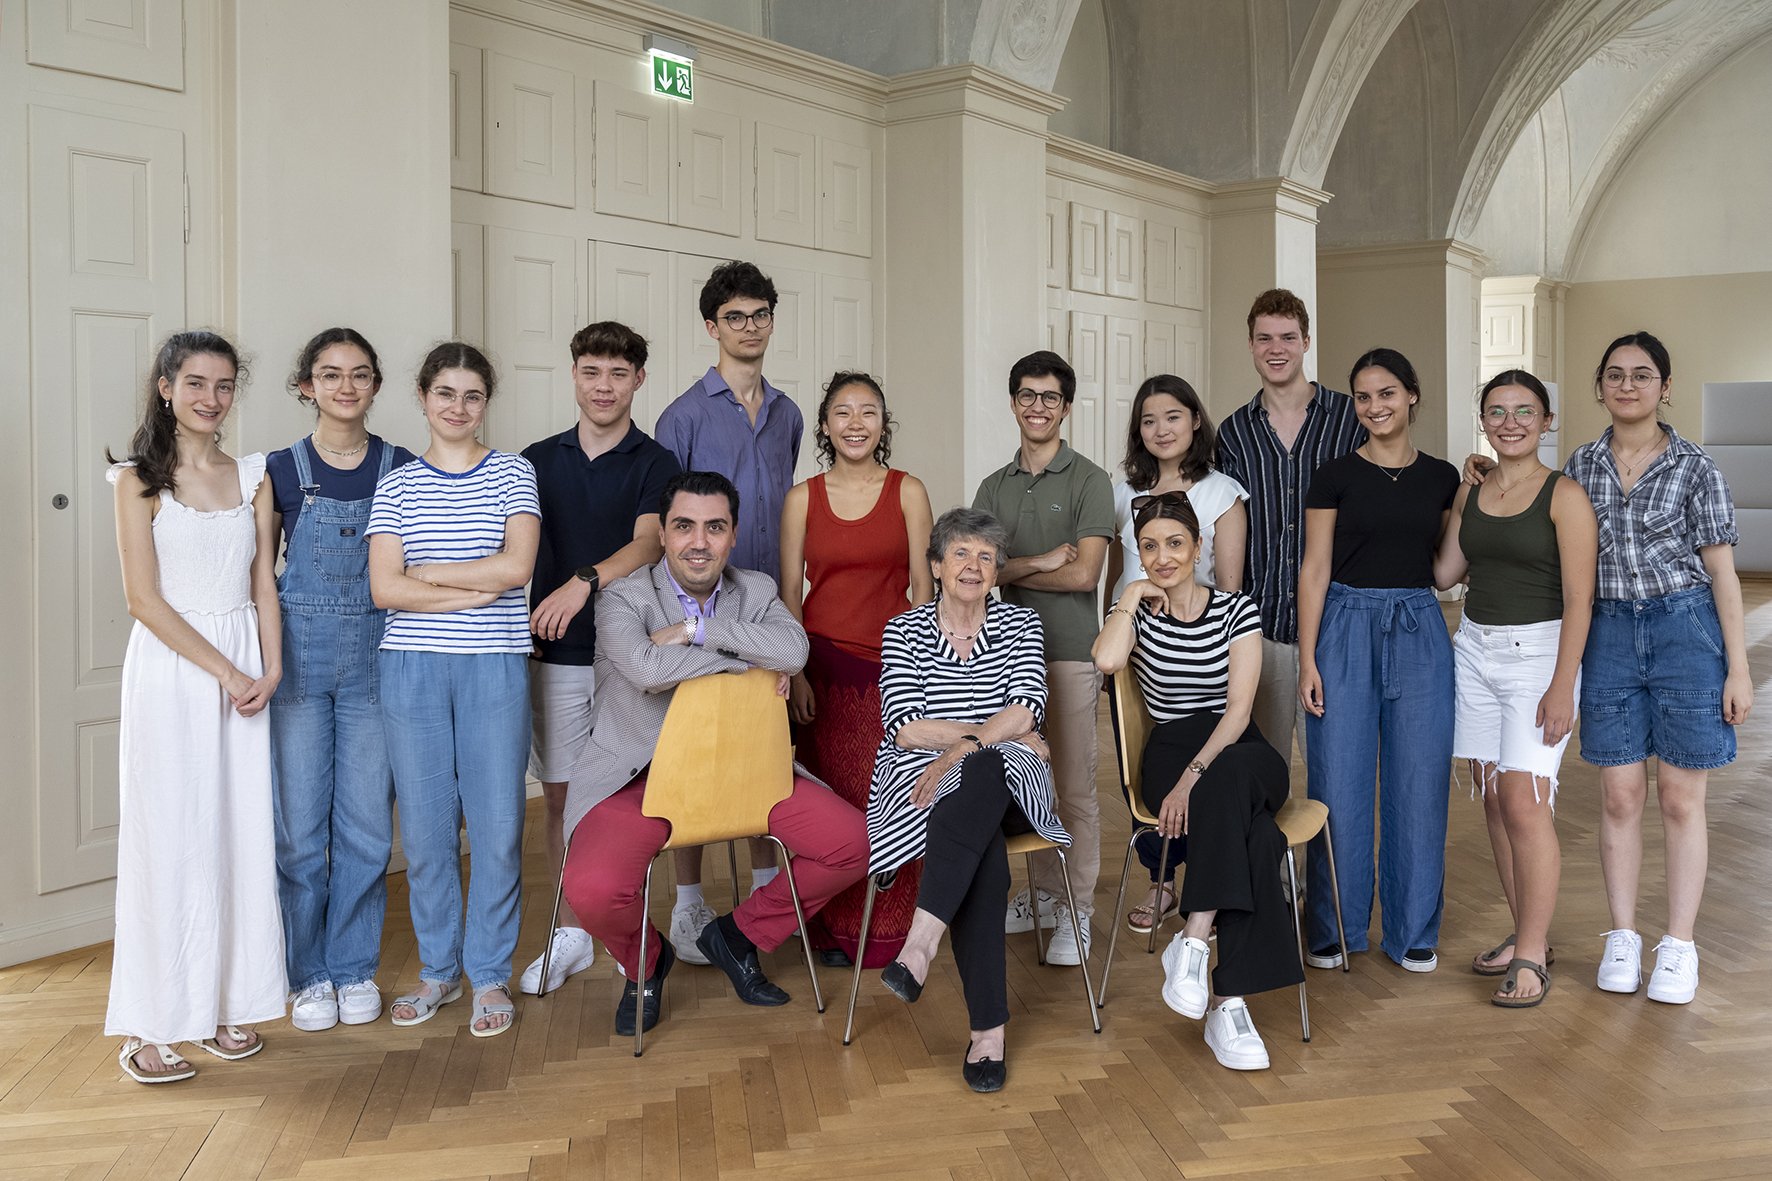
[881,960,924,1004]
[614,941,675,1035]
[696,918,791,1006]
[962,1044,1006,1093]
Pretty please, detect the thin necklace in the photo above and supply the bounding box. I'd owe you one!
[937,604,981,642]
[313,433,369,459]
[1492,463,1548,499]
[1364,445,1416,482]
[1613,432,1663,479]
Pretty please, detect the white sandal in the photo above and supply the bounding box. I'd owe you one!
[196,1025,264,1060]
[119,1038,196,1084]
[390,981,463,1027]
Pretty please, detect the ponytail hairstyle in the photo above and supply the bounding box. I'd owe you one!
[289,326,384,408]
[107,330,245,497]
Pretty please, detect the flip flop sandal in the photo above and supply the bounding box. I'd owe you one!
[1126,884,1180,932]
[1491,958,1551,1008]
[391,981,463,1027]
[196,1025,264,1060]
[1472,936,1555,976]
[119,1038,196,1084]
[470,988,516,1039]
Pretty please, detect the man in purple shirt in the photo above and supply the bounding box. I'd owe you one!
[654,260,804,961]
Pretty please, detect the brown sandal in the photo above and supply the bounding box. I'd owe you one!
[1472,935,1555,976]
[1125,883,1179,932]
[1491,958,1550,1008]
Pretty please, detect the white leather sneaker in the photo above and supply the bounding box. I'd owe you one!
[1161,934,1212,1019]
[1203,998,1270,1070]
[1045,907,1091,966]
[1005,888,1056,934]
[670,901,716,966]
[1646,936,1698,1005]
[1596,928,1643,994]
[518,927,597,995]
[337,980,383,1025]
[291,981,338,1032]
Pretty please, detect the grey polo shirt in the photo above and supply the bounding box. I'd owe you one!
[972,441,1115,663]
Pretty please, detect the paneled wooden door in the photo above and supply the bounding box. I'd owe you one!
[28,105,187,894]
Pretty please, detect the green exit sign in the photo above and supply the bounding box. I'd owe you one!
[650,52,693,102]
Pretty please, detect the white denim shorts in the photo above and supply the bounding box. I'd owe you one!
[528,660,597,783]
[1451,618,1577,805]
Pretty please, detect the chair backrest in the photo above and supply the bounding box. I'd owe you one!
[643,668,794,848]
[1109,664,1159,826]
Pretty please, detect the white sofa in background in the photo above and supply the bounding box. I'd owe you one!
[1702,381,1772,575]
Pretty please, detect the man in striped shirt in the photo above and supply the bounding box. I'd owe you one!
[1214,290,1365,775]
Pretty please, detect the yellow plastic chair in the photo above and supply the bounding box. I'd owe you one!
[840,820,1102,1045]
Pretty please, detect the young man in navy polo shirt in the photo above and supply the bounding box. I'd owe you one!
[517,321,681,994]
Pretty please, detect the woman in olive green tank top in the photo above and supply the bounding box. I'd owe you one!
[1433,370,1597,1008]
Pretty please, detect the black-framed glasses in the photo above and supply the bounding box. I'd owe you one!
[1013,389,1065,409]
[718,308,774,330]
[1130,490,1194,513]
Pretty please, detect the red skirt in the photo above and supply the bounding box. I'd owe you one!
[795,636,920,967]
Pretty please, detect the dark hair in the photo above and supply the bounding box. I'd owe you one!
[699,261,778,323]
[108,331,245,497]
[1348,347,1422,423]
[1594,331,1672,388]
[570,321,648,369]
[1131,489,1201,543]
[1246,288,1310,339]
[1122,374,1215,490]
[927,507,1009,568]
[659,470,740,526]
[814,371,893,469]
[288,327,383,409]
[417,341,497,400]
[1480,369,1552,419]
[1007,350,1076,404]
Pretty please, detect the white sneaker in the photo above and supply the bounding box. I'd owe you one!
[1596,928,1643,994]
[337,980,383,1025]
[670,901,717,966]
[291,981,339,1032]
[1203,998,1270,1070]
[1646,936,1698,1005]
[1160,934,1212,1019]
[518,927,597,995]
[1045,908,1091,966]
[1005,888,1056,934]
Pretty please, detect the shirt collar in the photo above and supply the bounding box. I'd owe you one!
[663,563,722,617]
[1010,439,1076,475]
[557,421,643,454]
[700,366,784,406]
[1251,381,1326,421]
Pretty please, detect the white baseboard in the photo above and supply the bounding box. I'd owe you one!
[0,903,115,968]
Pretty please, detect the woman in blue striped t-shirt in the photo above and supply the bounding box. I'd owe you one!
[367,342,539,1039]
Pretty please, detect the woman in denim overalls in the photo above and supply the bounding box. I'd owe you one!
[267,328,414,1033]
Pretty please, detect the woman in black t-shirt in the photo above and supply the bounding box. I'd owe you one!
[1297,348,1458,975]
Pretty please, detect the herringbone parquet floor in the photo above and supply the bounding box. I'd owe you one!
[4,585,1769,1179]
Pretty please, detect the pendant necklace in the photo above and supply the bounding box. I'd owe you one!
[313,433,369,460]
[1366,445,1416,483]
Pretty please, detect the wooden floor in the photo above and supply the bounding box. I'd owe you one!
[4,584,1770,1179]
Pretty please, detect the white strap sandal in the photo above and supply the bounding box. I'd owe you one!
[119,1037,196,1084]
[390,981,463,1027]
[196,1025,264,1060]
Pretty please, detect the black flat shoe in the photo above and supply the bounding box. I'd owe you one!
[881,960,923,1004]
[696,918,791,1006]
[962,1043,1006,1093]
[614,941,675,1036]
[819,947,854,969]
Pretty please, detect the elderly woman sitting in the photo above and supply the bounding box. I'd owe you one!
[866,507,1069,1093]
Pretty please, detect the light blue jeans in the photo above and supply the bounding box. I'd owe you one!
[380,649,529,990]
[1305,583,1454,963]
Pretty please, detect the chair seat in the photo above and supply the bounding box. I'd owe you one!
[1004,831,1060,857]
[1275,798,1328,846]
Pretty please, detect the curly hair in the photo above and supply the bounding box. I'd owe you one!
[813,371,893,469]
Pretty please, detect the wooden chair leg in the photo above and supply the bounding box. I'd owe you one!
[1051,848,1102,1034]
[1098,832,1144,1008]
[766,837,824,1013]
[842,874,881,1045]
[634,858,655,1058]
[537,834,572,999]
[1321,816,1352,971]
[1286,844,1310,1042]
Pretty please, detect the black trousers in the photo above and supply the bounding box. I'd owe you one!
[1139,714,1304,998]
[916,749,1033,1030]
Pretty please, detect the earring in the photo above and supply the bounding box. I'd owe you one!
[1660,391,1672,406]
[162,399,171,409]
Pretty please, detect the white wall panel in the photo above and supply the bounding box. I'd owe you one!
[755,123,815,248]
[1144,219,1177,306]
[673,253,725,398]
[1045,196,1067,289]
[485,227,575,450]
[485,51,574,207]
[451,221,486,345]
[593,81,669,223]
[817,138,872,257]
[449,43,485,192]
[1067,311,1106,469]
[1175,224,1205,310]
[1144,318,1178,377]
[592,241,674,427]
[1105,315,1140,470]
[674,106,740,237]
[1068,202,1105,295]
[26,0,184,90]
[1105,211,1140,300]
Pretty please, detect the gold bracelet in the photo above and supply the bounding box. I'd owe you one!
[1108,606,1136,621]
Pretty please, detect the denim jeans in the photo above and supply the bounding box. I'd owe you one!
[1581,587,1736,770]
[1305,584,1453,962]
[380,648,529,990]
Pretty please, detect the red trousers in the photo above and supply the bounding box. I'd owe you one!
[562,774,869,980]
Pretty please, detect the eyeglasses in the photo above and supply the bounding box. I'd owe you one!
[718,308,773,330]
[1601,368,1660,389]
[1130,490,1193,512]
[314,369,376,392]
[1483,406,1542,423]
[1014,389,1066,409]
[428,389,487,408]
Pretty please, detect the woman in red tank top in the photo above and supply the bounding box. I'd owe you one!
[780,372,934,966]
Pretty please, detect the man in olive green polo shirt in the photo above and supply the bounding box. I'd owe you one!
[972,349,1115,966]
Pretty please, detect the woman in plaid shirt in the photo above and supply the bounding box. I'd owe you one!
[1564,332,1751,1007]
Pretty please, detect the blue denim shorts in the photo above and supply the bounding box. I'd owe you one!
[1579,587,1735,770]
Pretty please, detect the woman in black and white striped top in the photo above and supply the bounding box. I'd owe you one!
[867,507,1069,1093]
[1094,490,1301,1072]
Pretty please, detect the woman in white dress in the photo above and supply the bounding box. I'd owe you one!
[106,331,287,1083]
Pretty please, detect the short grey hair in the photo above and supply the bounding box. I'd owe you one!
[927,506,1009,567]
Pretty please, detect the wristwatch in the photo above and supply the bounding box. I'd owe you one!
[574,565,601,592]
[1187,759,1208,777]
[960,733,982,749]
